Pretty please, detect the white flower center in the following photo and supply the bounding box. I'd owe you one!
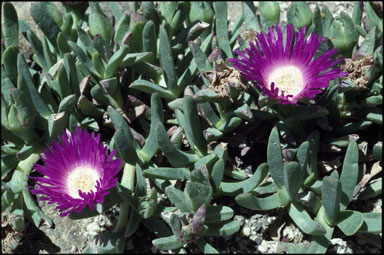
[67,166,100,199]
[268,65,304,97]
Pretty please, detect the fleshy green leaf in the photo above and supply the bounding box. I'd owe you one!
[242,2,261,32]
[287,2,312,29]
[152,236,184,250]
[183,96,207,156]
[220,163,269,196]
[30,2,62,48]
[284,162,302,200]
[322,176,341,225]
[88,2,113,43]
[339,140,359,210]
[307,206,335,253]
[2,46,19,86]
[130,80,175,100]
[165,186,194,213]
[213,2,233,58]
[114,14,131,46]
[159,25,177,93]
[259,2,280,28]
[204,220,241,236]
[2,3,19,48]
[267,126,285,188]
[138,93,164,162]
[358,212,382,233]
[205,205,234,223]
[156,122,199,167]
[17,54,52,119]
[336,210,364,236]
[104,45,130,79]
[143,167,190,180]
[289,201,326,236]
[235,192,280,211]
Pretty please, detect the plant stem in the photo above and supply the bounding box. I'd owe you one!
[10,153,41,194]
[113,163,136,234]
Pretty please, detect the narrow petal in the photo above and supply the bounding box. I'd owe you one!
[229,23,347,104]
[29,128,123,217]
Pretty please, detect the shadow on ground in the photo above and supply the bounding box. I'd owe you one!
[14,223,60,254]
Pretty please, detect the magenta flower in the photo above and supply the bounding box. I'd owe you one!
[229,23,348,104]
[30,127,123,217]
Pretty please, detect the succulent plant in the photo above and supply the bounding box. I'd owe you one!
[1,1,381,254]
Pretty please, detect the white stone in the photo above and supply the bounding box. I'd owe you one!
[249,234,258,241]
[258,240,269,253]
[283,226,295,241]
[242,226,251,237]
[87,231,99,237]
[71,246,77,253]
[86,222,101,233]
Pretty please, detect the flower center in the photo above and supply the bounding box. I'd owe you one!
[268,65,304,97]
[67,166,100,199]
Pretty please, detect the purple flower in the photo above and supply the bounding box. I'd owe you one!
[229,23,348,104]
[30,127,123,217]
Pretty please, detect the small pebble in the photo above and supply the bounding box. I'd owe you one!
[71,246,78,253]
[283,225,296,241]
[249,234,257,242]
[242,226,251,237]
[233,215,245,226]
[253,224,262,232]
[255,237,263,245]
[86,222,101,233]
[258,240,269,253]
[331,238,344,246]
[251,214,263,219]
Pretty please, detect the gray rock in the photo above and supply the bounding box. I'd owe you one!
[234,215,245,226]
[252,223,262,233]
[86,222,101,233]
[249,234,258,242]
[255,237,263,245]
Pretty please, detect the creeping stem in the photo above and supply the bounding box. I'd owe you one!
[11,153,41,194]
[215,102,231,129]
[113,163,136,234]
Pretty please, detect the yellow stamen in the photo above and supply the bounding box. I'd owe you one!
[67,166,100,199]
[268,65,304,97]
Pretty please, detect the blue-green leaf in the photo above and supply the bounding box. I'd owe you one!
[339,140,359,210]
[267,126,285,188]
